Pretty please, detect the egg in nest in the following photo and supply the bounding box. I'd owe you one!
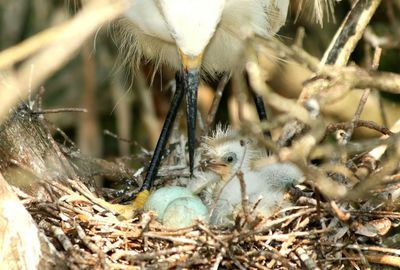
[144,186,209,228]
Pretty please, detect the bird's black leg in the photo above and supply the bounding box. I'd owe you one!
[184,69,200,176]
[245,72,272,139]
[251,92,272,139]
[140,71,185,192]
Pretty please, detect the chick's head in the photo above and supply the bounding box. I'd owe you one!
[199,126,262,181]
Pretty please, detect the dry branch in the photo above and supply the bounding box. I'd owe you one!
[0,0,130,123]
[322,0,382,66]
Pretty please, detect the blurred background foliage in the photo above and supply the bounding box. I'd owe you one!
[1,0,399,167]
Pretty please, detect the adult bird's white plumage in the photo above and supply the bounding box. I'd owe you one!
[120,0,289,74]
[188,126,303,225]
[118,0,340,73]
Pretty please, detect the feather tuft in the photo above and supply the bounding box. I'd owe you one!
[296,0,337,27]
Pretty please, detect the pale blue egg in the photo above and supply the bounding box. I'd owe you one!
[163,196,209,229]
[144,186,194,221]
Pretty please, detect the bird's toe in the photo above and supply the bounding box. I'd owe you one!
[133,189,151,209]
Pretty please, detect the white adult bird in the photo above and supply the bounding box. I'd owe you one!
[188,126,303,225]
[118,0,290,206]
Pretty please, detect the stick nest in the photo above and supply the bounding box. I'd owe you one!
[19,155,400,269]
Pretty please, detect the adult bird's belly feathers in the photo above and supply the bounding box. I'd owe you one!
[120,0,289,74]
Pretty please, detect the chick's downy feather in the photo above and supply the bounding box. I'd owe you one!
[190,126,302,225]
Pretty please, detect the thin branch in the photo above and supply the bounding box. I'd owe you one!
[0,0,130,123]
[205,74,229,135]
[33,108,88,114]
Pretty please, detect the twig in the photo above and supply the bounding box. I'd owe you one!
[327,243,400,256]
[326,120,393,137]
[237,170,250,227]
[294,27,306,48]
[48,122,77,147]
[343,88,370,144]
[365,254,400,268]
[254,229,331,242]
[36,86,46,111]
[295,247,321,270]
[33,108,88,114]
[197,223,228,248]
[104,129,150,155]
[211,253,223,270]
[311,133,399,161]
[37,111,79,179]
[58,201,93,217]
[108,263,139,270]
[142,232,197,245]
[205,74,229,134]
[112,245,196,261]
[343,47,382,144]
[349,210,400,219]
[256,208,316,233]
[51,225,73,251]
[75,223,109,269]
[330,201,350,221]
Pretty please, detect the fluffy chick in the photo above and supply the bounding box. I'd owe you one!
[188,126,303,225]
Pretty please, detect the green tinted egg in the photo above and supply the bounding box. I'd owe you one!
[144,186,194,221]
[163,196,209,229]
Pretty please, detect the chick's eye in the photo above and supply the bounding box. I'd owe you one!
[223,152,237,163]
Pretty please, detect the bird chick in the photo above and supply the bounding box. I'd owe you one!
[188,126,303,225]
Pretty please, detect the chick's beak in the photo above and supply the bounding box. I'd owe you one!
[179,51,203,177]
[201,158,230,178]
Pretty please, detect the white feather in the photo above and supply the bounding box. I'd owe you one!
[119,0,289,74]
[157,0,226,56]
